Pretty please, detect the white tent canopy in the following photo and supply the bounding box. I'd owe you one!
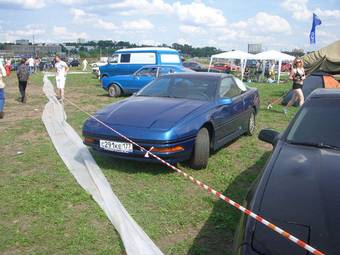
[208,50,255,80]
[254,50,295,61]
[254,50,295,83]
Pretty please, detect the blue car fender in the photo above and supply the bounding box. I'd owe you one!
[172,106,217,140]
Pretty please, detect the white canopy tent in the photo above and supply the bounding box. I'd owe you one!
[254,50,295,83]
[208,50,255,80]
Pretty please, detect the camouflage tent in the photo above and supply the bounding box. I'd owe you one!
[302,40,340,75]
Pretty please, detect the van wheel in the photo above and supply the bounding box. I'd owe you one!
[246,110,256,136]
[108,84,121,97]
[190,128,210,169]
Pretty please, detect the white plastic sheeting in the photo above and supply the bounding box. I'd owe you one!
[41,74,163,255]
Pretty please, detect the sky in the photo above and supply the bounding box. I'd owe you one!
[0,0,339,51]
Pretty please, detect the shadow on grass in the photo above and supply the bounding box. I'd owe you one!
[187,152,271,255]
[92,150,174,175]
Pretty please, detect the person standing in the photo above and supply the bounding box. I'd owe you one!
[0,61,6,118]
[28,57,34,74]
[283,58,306,115]
[5,59,12,76]
[16,58,30,103]
[82,58,88,71]
[55,55,69,100]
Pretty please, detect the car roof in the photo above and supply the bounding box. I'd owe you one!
[139,65,183,68]
[310,88,340,98]
[115,47,177,53]
[161,72,232,79]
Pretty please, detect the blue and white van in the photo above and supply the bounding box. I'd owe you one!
[99,47,182,78]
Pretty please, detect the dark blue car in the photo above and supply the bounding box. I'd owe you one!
[234,89,340,254]
[101,65,192,97]
[83,73,260,169]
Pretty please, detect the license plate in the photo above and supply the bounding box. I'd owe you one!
[99,140,133,153]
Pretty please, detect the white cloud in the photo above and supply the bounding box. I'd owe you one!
[315,8,340,19]
[52,26,87,40]
[6,24,45,37]
[179,25,204,33]
[0,0,46,9]
[281,0,312,20]
[122,19,154,30]
[70,8,116,30]
[108,0,173,15]
[173,1,226,27]
[247,12,291,34]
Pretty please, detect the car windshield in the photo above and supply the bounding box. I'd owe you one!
[137,76,218,101]
[286,99,340,149]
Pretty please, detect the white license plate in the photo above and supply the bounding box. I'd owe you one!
[99,140,133,153]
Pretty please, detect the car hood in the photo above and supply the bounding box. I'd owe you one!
[252,143,340,254]
[95,96,208,130]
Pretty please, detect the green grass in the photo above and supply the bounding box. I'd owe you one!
[0,70,298,254]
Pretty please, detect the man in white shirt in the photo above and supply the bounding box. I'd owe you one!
[28,57,34,74]
[82,58,88,71]
[55,55,69,100]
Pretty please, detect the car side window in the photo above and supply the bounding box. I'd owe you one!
[159,67,175,76]
[137,67,157,77]
[120,54,131,63]
[220,78,242,98]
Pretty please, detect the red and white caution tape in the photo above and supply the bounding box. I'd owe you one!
[64,98,325,255]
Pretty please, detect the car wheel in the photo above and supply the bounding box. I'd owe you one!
[246,110,256,136]
[190,128,210,169]
[108,84,121,97]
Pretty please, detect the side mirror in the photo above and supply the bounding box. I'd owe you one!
[258,129,279,145]
[218,98,232,105]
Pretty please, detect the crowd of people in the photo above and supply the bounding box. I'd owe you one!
[0,55,74,119]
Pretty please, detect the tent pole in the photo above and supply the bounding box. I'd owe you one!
[208,57,213,72]
[278,60,282,84]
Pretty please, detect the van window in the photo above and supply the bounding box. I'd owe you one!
[160,54,180,64]
[110,54,119,63]
[120,54,131,63]
[130,53,156,64]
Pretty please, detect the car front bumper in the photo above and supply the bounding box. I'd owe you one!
[83,135,195,164]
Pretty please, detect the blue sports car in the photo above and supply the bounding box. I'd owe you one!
[101,65,192,97]
[83,73,260,169]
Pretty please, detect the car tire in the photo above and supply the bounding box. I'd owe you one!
[190,128,210,169]
[108,84,121,97]
[246,110,256,136]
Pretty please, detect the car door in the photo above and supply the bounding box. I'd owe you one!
[213,77,245,147]
[131,67,157,92]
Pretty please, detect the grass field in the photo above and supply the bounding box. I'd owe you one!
[0,70,298,255]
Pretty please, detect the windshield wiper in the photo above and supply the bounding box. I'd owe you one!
[288,141,340,150]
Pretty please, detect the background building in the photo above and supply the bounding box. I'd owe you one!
[15,39,30,45]
[248,43,262,54]
[3,44,62,57]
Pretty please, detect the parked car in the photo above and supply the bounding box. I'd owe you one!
[99,47,182,78]
[83,73,259,169]
[212,62,231,72]
[183,61,206,72]
[68,59,80,67]
[91,62,107,68]
[101,65,192,97]
[233,88,340,255]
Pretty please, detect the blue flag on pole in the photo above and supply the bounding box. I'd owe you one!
[310,13,322,44]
